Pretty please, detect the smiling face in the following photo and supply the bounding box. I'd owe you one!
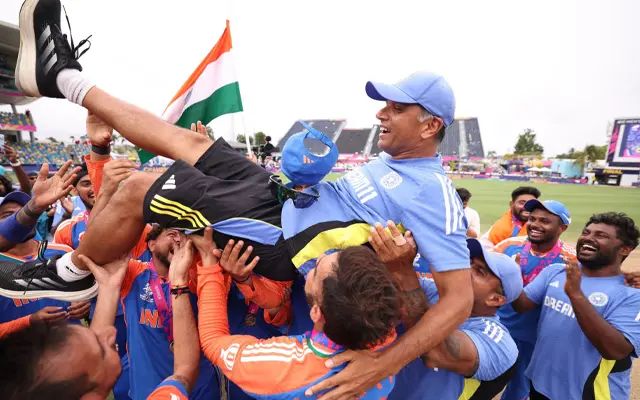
[577,223,629,270]
[375,101,442,158]
[526,208,566,245]
[75,175,95,209]
[510,194,537,223]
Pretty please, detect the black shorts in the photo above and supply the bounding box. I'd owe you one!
[143,138,297,281]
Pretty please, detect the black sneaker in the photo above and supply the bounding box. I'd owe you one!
[0,255,97,301]
[15,0,90,98]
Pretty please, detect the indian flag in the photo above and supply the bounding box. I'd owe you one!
[138,21,243,164]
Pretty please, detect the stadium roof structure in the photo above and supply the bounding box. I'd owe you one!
[278,118,484,158]
[0,20,34,105]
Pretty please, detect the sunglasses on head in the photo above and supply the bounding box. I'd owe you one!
[269,175,320,209]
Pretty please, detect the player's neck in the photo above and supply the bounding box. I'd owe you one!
[152,257,170,278]
[529,237,560,254]
[390,145,437,160]
[581,263,621,278]
[6,239,39,258]
[470,303,496,317]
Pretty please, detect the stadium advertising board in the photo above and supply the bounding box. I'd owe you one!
[607,118,640,167]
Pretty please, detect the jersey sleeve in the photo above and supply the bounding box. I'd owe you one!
[418,276,440,304]
[400,176,469,272]
[121,259,148,299]
[605,292,640,357]
[197,263,331,395]
[84,154,111,197]
[53,219,74,247]
[146,378,189,400]
[524,264,563,304]
[462,320,518,381]
[235,276,292,310]
[0,315,30,339]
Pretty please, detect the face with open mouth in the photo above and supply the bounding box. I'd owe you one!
[576,223,621,270]
[375,101,428,157]
[526,208,564,245]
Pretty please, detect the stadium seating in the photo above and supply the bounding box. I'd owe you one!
[335,128,372,154]
[0,111,33,127]
[0,141,89,165]
[440,118,485,158]
[277,120,346,150]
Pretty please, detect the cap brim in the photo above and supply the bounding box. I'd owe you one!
[468,238,506,284]
[0,191,31,207]
[524,199,544,213]
[365,81,416,104]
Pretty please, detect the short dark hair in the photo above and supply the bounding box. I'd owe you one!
[71,163,89,187]
[265,136,272,142]
[456,188,472,203]
[436,125,446,142]
[586,212,639,249]
[0,322,95,400]
[145,223,164,243]
[320,246,401,350]
[511,186,541,201]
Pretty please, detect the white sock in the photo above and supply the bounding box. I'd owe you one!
[55,69,95,105]
[56,252,91,282]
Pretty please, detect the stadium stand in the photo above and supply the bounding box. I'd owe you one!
[277,120,346,150]
[335,128,372,154]
[439,118,484,158]
[0,141,91,165]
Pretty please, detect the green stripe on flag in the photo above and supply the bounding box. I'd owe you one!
[137,82,244,164]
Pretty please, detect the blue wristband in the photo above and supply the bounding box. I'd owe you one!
[0,213,35,244]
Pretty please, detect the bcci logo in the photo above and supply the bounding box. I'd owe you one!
[588,292,609,307]
[380,172,402,190]
[140,283,155,304]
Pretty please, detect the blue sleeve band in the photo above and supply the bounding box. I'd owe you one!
[0,213,35,244]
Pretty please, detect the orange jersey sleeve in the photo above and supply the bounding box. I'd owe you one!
[121,259,149,299]
[146,378,189,400]
[0,315,30,338]
[235,276,292,310]
[197,264,330,395]
[84,154,111,197]
[487,210,527,245]
[53,218,74,247]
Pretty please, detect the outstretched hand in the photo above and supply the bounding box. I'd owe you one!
[368,221,417,272]
[219,239,260,282]
[86,112,113,147]
[31,161,80,212]
[169,238,195,286]
[191,227,221,267]
[79,254,129,291]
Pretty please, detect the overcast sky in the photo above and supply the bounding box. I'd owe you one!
[1,0,639,156]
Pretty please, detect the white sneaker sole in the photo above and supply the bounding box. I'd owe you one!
[16,0,42,97]
[0,281,98,302]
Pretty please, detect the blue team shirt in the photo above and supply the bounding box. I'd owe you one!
[282,153,469,275]
[524,264,640,400]
[122,264,218,400]
[52,195,86,228]
[0,245,75,325]
[495,237,575,344]
[390,279,518,400]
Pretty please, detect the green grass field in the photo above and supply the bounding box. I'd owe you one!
[323,173,640,243]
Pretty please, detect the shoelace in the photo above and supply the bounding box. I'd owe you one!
[62,5,92,59]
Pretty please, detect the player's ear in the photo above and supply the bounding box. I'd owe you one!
[486,293,506,308]
[310,304,324,325]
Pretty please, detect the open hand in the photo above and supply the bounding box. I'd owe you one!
[368,221,417,273]
[191,227,221,267]
[101,159,137,195]
[169,239,195,286]
[219,239,260,282]
[30,306,68,324]
[3,144,19,163]
[79,254,129,291]
[67,301,91,320]
[31,161,80,211]
[86,112,113,147]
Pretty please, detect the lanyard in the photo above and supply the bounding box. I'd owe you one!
[519,240,563,285]
[148,259,174,346]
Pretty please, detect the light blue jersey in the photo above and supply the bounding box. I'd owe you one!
[282,153,469,276]
[389,279,518,400]
[524,264,640,399]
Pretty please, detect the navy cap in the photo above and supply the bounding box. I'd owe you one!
[280,122,339,186]
[365,71,456,127]
[0,191,31,208]
[524,199,571,225]
[467,238,523,304]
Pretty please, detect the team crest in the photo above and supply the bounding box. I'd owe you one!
[588,292,608,307]
[380,171,402,190]
[140,283,155,303]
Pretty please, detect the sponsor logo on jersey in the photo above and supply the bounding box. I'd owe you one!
[544,295,575,318]
[140,283,154,303]
[162,175,176,190]
[220,343,241,370]
[549,280,560,288]
[482,319,506,343]
[344,169,378,204]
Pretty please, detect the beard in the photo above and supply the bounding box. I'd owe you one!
[577,242,617,270]
[153,252,171,270]
[514,208,530,223]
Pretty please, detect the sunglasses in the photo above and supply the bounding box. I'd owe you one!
[270,175,320,209]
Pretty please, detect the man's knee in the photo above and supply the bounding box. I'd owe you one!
[114,172,160,208]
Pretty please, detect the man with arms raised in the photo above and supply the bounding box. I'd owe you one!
[6,2,472,397]
[494,199,576,400]
[512,212,640,399]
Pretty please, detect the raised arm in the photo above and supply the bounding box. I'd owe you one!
[565,262,634,360]
[4,144,31,193]
[0,161,78,250]
[79,254,128,331]
[166,239,200,393]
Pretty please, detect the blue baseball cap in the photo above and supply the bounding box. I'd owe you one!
[524,199,571,225]
[280,122,339,186]
[0,191,31,208]
[467,238,523,304]
[365,71,456,127]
